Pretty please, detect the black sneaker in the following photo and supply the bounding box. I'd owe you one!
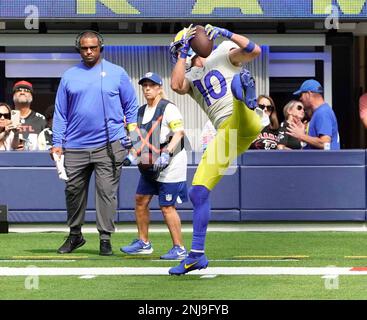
[99,239,113,256]
[57,234,86,254]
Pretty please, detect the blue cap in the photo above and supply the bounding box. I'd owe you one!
[138,72,163,86]
[293,79,323,96]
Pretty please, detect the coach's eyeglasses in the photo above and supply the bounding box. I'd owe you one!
[0,113,11,120]
[258,104,274,112]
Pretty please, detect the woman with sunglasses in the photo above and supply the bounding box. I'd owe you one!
[250,95,279,150]
[277,100,306,150]
[0,103,20,150]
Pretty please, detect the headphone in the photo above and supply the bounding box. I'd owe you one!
[75,30,104,53]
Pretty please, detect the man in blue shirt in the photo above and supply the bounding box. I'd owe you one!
[287,79,340,150]
[51,30,138,255]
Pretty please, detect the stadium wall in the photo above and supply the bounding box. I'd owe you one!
[0,150,365,223]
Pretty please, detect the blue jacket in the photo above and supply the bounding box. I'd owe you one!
[53,59,138,149]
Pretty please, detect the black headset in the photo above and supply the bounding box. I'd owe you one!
[75,30,104,53]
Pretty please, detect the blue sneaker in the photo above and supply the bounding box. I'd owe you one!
[231,68,257,109]
[169,254,209,275]
[160,245,188,260]
[120,239,153,255]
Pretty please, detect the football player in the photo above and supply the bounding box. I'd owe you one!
[168,24,265,275]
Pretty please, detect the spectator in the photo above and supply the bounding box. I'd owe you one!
[277,100,305,150]
[12,80,46,150]
[38,104,54,151]
[0,103,20,150]
[120,72,188,260]
[250,95,279,150]
[359,93,367,128]
[287,79,340,150]
[51,30,138,256]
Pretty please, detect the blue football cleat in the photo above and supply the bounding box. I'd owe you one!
[160,245,188,260]
[120,239,153,255]
[231,68,257,109]
[169,254,209,275]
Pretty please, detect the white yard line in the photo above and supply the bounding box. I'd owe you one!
[0,267,366,276]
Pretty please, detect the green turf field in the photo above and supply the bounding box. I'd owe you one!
[2,229,367,300]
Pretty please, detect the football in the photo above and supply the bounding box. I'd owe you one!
[189,25,214,58]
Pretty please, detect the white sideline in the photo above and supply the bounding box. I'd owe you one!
[0,267,366,276]
[9,222,367,233]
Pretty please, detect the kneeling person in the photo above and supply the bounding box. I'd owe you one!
[120,72,188,260]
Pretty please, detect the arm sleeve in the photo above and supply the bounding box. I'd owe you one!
[164,103,184,132]
[52,78,68,147]
[119,71,139,126]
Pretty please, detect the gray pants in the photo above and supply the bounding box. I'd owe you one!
[64,140,127,240]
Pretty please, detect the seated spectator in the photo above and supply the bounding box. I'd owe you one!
[277,100,305,150]
[0,103,20,151]
[12,80,46,150]
[287,80,340,150]
[250,95,279,150]
[38,104,54,150]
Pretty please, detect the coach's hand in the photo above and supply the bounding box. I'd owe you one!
[50,146,63,161]
[121,135,133,149]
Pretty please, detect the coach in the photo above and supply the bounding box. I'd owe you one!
[51,30,139,256]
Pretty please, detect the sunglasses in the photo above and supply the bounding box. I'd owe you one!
[0,113,10,119]
[258,104,274,112]
[295,105,304,111]
[15,88,31,93]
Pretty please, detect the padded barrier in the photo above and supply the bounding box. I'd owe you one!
[1,150,366,222]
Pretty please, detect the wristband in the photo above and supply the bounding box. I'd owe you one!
[225,30,234,39]
[243,41,256,53]
[180,50,189,59]
[127,123,137,132]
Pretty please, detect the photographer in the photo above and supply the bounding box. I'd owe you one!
[120,72,188,260]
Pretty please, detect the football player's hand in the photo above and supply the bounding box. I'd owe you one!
[153,152,170,172]
[205,24,233,41]
[179,24,196,58]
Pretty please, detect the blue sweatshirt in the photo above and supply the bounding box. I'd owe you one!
[53,59,138,148]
